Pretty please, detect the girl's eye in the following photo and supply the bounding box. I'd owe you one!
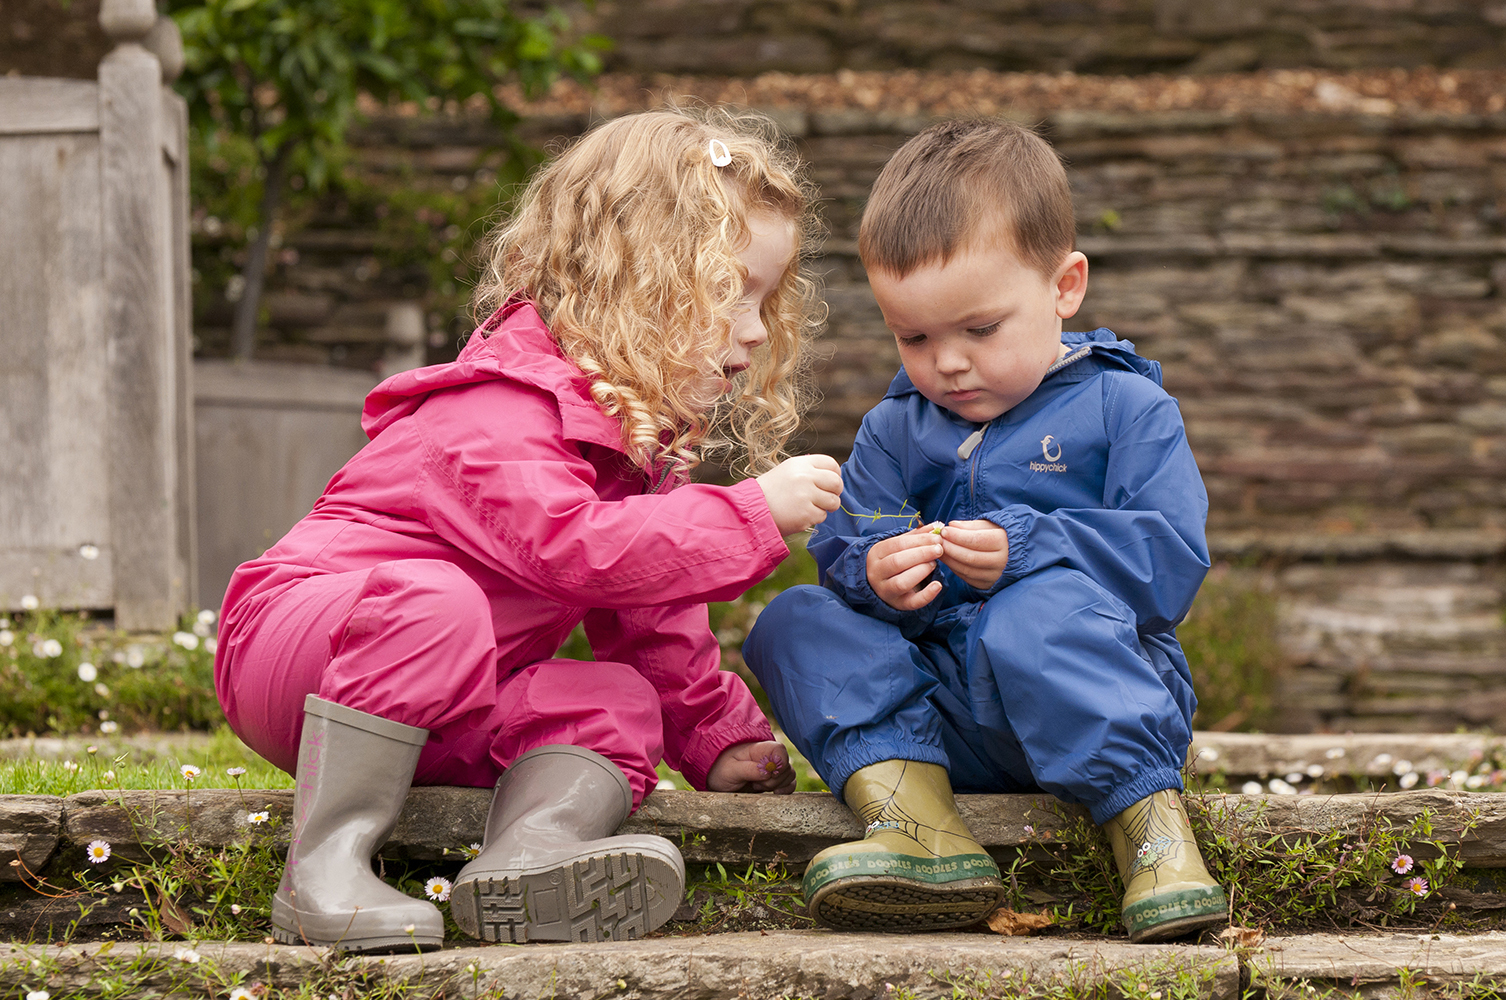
[967,322,1001,336]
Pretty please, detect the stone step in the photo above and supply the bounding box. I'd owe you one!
[7,785,1506,882]
[4,930,1506,999]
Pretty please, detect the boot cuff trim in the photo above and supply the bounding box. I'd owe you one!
[303,695,429,745]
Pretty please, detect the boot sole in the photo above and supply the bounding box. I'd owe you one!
[450,850,682,943]
[808,875,1006,932]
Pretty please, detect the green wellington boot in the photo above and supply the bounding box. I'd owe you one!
[803,760,1005,931]
[1103,790,1228,942]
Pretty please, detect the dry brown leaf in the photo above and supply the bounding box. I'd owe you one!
[156,887,193,937]
[1219,925,1264,948]
[986,908,1055,936]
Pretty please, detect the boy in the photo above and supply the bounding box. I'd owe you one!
[744,119,1226,942]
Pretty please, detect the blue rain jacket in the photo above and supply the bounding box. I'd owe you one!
[747,329,1211,823]
[812,329,1209,640]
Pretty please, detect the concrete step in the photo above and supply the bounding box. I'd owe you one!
[8,785,1506,881]
[4,930,1506,999]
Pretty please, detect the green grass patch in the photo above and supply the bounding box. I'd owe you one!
[0,725,291,796]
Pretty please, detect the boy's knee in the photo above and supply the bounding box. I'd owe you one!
[977,566,1134,636]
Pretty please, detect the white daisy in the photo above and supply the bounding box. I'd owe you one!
[180,764,201,781]
[424,877,453,901]
[86,840,111,864]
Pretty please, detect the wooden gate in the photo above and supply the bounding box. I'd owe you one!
[0,0,194,630]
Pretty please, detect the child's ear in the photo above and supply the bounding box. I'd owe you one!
[1053,252,1089,320]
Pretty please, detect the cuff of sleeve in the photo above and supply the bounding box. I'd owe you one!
[728,477,793,567]
[833,530,940,635]
[979,505,1034,596]
[674,722,775,791]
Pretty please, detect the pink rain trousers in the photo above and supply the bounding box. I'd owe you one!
[216,300,789,809]
[222,560,666,803]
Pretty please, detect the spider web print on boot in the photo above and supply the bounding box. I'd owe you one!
[803,760,1004,932]
[1104,791,1227,943]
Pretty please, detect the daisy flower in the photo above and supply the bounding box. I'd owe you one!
[228,989,254,1000]
[86,840,111,864]
[226,766,247,777]
[1407,877,1429,897]
[26,990,49,1000]
[172,947,201,963]
[424,877,453,901]
[180,764,201,781]
[1391,854,1414,874]
[20,595,39,610]
[246,811,270,825]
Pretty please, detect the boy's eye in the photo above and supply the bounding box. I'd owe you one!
[967,322,1001,336]
[897,334,926,348]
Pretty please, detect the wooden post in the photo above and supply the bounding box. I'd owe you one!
[97,0,191,629]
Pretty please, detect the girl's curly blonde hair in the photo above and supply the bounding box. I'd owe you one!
[475,106,822,478]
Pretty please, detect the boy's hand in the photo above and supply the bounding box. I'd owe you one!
[705,740,797,794]
[755,455,844,537]
[867,524,945,610]
[939,519,1010,590]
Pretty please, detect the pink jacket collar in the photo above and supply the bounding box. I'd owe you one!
[361,299,626,454]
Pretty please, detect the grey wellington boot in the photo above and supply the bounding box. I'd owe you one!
[270,695,444,951]
[449,745,685,943]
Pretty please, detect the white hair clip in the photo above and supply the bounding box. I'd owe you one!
[708,139,732,167]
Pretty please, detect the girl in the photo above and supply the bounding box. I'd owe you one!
[214,108,844,951]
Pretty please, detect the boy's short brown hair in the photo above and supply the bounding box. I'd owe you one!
[858,118,1075,279]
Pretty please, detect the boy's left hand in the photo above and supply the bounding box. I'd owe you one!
[705,740,797,794]
[939,519,1010,590]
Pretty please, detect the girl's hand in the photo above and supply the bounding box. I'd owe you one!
[705,740,797,794]
[866,524,945,610]
[755,455,843,536]
[939,519,1010,590]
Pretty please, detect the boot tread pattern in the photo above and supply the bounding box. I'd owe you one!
[468,851,667,943]
[813,879,1004,931]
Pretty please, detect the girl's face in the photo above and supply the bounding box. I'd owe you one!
[692,210,797,409]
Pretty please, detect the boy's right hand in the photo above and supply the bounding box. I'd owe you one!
[755,455,843,536]
[867,524,945,610]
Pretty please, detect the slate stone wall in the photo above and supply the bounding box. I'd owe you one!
[571,0,1506,76]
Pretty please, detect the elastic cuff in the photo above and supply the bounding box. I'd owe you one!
[729,477,793,565]
[982,506,1032,594]
[1090,767,1184,826]
[675,722,776,791]
[825,741,951,803]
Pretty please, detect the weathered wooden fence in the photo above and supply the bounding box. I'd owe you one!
[0,0,193,630]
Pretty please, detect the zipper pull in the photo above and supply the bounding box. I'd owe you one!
[957,428,985,461]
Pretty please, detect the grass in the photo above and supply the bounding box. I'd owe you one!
[0,726,292,795]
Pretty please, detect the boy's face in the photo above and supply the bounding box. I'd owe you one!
[868,241,1089,424]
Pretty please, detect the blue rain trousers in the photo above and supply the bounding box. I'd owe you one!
[744,330,1210,826]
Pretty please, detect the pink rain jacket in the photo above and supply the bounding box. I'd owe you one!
[216,299,790,789]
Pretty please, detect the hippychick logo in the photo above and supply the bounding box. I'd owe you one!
[1030,434,1067,473]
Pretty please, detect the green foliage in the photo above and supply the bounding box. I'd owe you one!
[0,608,223,738]
[170,0,608,356]
[1194,797,1475,929]
[170,0,606,186]
[680,859,812,933]
[1179,567,1281,732]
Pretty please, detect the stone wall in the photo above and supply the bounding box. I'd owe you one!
[570,0,1506,76]
[8,1,1506,81]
